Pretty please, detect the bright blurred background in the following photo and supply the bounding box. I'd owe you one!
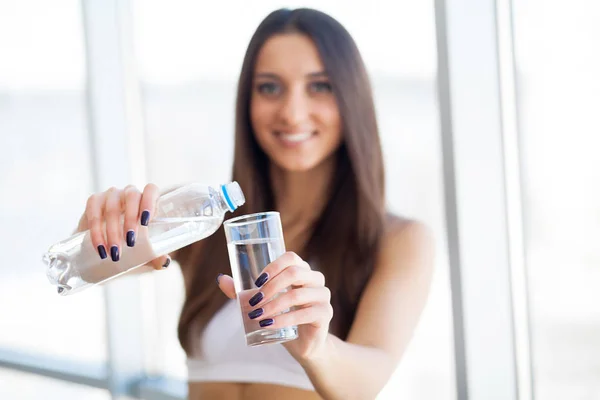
[0,0,598,399]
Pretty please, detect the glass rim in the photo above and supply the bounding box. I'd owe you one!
[223,211,280,227]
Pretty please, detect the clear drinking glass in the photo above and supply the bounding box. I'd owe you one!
[223,212,299,346]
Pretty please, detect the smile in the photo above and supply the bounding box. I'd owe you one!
[275,131,317,145]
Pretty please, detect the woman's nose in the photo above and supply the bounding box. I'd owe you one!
[278,89,310,127]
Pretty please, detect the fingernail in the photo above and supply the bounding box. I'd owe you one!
[259,318,274,328]
[248,308,264,320]
[97,245,107,260]
[249,292,264,307]
[126,230,135,247]
[110,245,119,262]
[216,273,224,285]
[162,257,171,269]
[57,287,64,294]
[141,210,150,226]
[255,272,269,287]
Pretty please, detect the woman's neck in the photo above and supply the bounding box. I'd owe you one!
[270,157,336,231]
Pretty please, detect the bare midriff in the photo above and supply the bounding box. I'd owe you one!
[188,382,323,400]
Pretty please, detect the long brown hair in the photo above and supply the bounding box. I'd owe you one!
[176,8,385,355]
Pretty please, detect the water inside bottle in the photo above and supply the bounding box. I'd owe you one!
[45,216,222,295]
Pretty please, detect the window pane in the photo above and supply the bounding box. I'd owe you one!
[0,0,107,363]
[132,2,455,398]
[0,367,110,400]
[513,1,600,398]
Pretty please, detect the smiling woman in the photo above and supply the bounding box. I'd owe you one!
[131,1,453,399]
[168,8,435,400]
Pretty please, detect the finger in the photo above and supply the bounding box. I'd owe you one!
[105,187,123,262]
[139,183,160,226]
[247,287,331,320]
[148,255,171,270]
[258,303,334,330]
[86,192,107,260]
[122,185,142,247]
[248,266,325,307]
[253,251,311,288]
[216,274,237,299]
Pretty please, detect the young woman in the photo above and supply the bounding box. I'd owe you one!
[77,8,434,400]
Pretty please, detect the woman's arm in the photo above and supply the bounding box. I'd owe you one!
[216,219,435,399]
[302,220,435,400]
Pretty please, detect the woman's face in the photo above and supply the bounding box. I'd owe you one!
[250,33,343,172]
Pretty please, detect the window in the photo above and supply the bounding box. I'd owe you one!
[513,1,600,398]
[0,0,107,364]
[0,367,110,400]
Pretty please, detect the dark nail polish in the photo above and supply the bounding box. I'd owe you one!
[216,273,224,285]
[248,308,264,320]
[249,292,264,307]
[57,287,64,294]
[255,272,269,287]
[162,257,171,268]
[141,210,150,226]
[126,230,135,247]
[259,318,274,328]
[97,245,107,260]
[110,246,119,262]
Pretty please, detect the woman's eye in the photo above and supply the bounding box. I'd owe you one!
[309,81,333,93]
[257,82,281,95]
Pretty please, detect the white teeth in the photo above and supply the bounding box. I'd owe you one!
[279,132,312,142]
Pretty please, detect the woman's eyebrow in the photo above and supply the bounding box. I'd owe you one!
[306,71,328,78]
[254,71,328,79]
[254,72,280,80]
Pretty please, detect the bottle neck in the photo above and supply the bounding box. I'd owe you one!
[216,189,234,213]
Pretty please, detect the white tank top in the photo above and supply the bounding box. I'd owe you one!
[186,299,315,391]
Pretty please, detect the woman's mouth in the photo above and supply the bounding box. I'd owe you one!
[275,131,317,146]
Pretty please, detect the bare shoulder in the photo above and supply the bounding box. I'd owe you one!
[376,213,435,274]
[383,213,434,245]
[347,212,435,353]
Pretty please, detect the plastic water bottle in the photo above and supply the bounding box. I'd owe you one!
[43,182,245,296]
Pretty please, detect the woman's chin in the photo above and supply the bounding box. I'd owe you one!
[269,157,322,174]
[269,152,339,174]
